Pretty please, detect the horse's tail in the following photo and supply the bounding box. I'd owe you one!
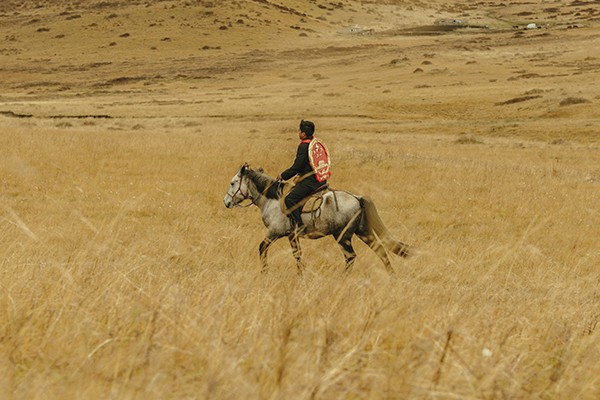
[360,196,410,258]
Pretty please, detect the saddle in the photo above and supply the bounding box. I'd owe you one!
[300,186,330,214]
[279,184,333,216]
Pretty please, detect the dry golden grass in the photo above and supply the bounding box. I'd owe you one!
[2,122,599,399]
[1,0,600,399]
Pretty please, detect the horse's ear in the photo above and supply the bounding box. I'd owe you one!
[257,167,264,173]
[240,162,249,175]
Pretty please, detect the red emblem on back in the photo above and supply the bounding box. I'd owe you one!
[308,138,331,182]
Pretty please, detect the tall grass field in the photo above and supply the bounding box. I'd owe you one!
[1,121,599,398]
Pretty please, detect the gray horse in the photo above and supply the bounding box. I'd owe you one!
[223,163,410,274]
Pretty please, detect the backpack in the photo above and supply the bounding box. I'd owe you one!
[307,137,331,182]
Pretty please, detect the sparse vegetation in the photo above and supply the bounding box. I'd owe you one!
[560,96,591,106]
[454,133,483,144]
[496,94,542,105]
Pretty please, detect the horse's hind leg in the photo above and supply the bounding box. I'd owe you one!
[337,232,357,272]
[358,234,394,275]
[288,235,306,276]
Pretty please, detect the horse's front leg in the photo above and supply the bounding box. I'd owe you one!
[259,235,279,273]
[288,235,306,276]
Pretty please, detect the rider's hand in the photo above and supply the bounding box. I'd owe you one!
[276,175,282,181]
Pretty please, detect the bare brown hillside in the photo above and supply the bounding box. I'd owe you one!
[1,0,599,141]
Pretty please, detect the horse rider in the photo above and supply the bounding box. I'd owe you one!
[277,120,329,235]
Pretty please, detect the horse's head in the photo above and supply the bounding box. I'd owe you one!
[223,163,253,208]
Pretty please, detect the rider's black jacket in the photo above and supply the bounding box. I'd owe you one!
[280,139,326,188]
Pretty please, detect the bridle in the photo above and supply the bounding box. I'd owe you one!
[230,173,260,208]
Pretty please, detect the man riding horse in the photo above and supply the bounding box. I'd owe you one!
[224,121,410,274]
[276,120,331,236]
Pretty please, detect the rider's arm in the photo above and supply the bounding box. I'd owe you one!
[279,142,309,181]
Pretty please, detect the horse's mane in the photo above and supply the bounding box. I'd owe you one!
[245,167,284,199]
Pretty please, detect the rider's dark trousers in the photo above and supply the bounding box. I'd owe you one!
[284,179,325,228]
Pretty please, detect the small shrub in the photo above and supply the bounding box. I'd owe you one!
[559,97,590,107]
[454,134,483,144]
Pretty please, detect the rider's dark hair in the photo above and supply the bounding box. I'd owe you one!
[299,120,315,137]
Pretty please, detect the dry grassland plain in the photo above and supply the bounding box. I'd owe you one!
[1,0,599,398]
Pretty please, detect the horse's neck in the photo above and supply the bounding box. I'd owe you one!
[246,179,281,215]
[246,178,261,200]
